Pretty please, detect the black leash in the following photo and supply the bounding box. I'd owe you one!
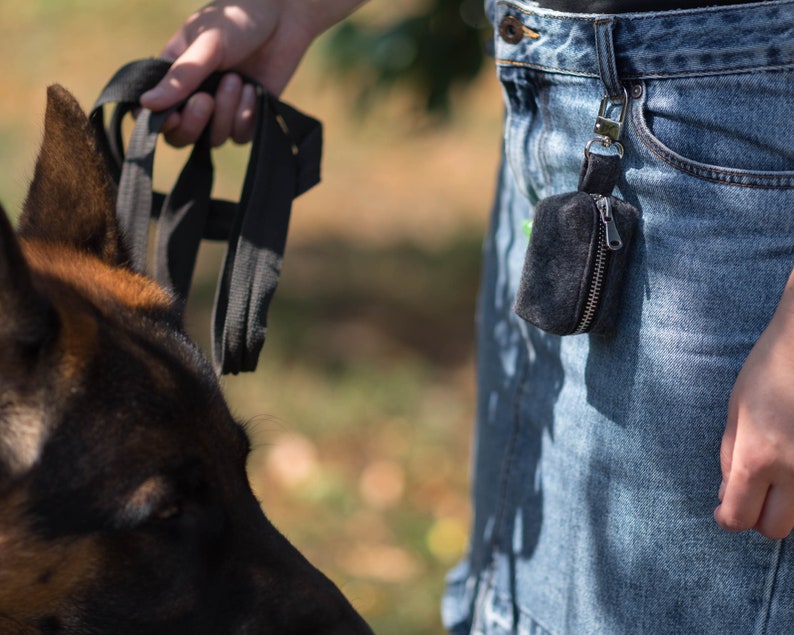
[89,59,322,375]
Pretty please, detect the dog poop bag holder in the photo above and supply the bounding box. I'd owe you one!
[514,152,639,336]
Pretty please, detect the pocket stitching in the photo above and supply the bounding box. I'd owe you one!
[630,93,794,190]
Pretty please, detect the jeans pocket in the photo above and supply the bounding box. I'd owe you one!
[630,71,794,188]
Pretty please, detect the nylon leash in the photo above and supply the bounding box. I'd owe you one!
[89,59,322,375]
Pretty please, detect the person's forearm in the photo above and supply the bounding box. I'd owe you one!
[290,0,370,38]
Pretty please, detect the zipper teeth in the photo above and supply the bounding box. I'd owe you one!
[573,212,608,335]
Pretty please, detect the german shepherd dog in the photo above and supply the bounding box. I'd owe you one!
[0,85,373,634]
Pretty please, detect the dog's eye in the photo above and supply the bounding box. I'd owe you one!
[118,476,180,527]
[153,501,182,522]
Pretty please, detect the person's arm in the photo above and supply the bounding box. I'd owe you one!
[715,266,794,539]
[140,0,367,147]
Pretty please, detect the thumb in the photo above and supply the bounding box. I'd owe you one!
[141,30,224,111]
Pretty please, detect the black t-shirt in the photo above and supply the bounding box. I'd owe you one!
[535,0,764,11]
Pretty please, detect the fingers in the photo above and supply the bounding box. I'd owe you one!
[755,485,794,539]
[716,475,794,539]
[232,83,257,144]
[716,474,794,539]
[715,413,794,539]
[719,395,739,488]
[163,93,214,148]
[210,74,243,147]
[715,397,772,535]
[209,74,257,147]
[715,387,769,534]
[157,77,257,148]
[141,30,224,112]
[158,75,257,148]
[714,461,768,534]
[714,391,739,524]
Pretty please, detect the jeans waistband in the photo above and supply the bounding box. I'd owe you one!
[533,0,764,12]
[493,0,794,79]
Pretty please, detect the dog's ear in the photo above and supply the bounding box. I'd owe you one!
[19,84,126,266]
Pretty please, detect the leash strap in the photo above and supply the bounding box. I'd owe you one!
[89,59,322,375]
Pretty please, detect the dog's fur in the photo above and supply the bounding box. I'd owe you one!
[0,85,372,634]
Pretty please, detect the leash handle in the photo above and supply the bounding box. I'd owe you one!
[89,58,323,375]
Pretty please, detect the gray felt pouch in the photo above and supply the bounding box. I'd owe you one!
[514,153,639,336]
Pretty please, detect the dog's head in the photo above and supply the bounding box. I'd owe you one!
[0,85,371,634]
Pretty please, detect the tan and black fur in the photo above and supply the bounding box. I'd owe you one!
[0,85,372,634]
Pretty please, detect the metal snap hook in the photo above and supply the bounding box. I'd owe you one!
[593,86,629,143]
[585,136,624,160]
[585,85,628,159]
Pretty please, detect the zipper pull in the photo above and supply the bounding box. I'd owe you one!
[594,195,623,251]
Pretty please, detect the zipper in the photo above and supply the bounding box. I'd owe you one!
[572,194,623,334]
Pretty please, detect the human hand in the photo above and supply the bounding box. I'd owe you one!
[715,270,794,539]
[140,0,366,147]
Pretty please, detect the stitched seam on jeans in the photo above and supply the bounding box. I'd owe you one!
[497,1,595,22]
[620,63,794,80]
[617,0,794,25]
[538,77,553,193]
[496,58,600,78]
[635,129,794,188]
[499,0,794,23]
[630,100,794,189]
[497,59,794,80]
[757,540,784,635]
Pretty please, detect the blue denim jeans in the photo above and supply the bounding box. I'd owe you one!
[443,2,794,633]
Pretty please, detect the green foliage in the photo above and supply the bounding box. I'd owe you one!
[324,0,491,116]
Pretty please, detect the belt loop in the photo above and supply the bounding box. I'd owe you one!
[594,18,623,100]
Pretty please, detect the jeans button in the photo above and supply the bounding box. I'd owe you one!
[499,15,524,44]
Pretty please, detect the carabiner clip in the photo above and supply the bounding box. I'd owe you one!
[585,86,629,159]
[585,136,624,159]
[593,87,629,142]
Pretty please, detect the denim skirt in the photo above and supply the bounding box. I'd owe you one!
[443,2,794,633]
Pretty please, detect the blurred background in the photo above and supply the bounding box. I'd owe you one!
[0,1,503,632]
